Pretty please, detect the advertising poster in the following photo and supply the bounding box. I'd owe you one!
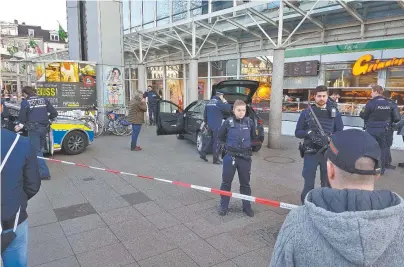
[104,66,124,106]
[36,61,97,109]
[35,62,45,82]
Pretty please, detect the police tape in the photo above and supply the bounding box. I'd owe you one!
[37,156,299,210]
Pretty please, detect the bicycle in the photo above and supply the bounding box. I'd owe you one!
[105,109,133,136]
[80,105,104,138]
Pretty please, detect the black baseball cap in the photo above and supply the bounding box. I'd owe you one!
[326,129,381,175]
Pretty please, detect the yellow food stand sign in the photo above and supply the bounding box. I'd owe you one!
[352,54,404,76]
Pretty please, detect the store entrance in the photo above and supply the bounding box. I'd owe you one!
[166,79,184,109]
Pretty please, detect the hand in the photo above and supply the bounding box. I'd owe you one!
[14,124,23,132]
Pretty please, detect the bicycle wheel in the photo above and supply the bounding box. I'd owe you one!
[94,119,104,137]
[114,117,131,136]
[79,117,96,132]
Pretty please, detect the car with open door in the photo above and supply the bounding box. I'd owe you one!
[156,80,265,152]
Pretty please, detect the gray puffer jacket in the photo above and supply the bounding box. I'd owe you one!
[269,188,404,267]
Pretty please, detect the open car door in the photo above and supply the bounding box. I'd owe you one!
[156,100,185,135]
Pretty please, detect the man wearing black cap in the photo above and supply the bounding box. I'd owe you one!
[270,129,404,267]
[295,85,344,203]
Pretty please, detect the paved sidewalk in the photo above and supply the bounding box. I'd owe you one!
[26,126,404,266]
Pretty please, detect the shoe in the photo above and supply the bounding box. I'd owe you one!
[200,155,208,162]
[243,208,254,217]
[213,160,222,165]
[41,176,51,180]
[385,164,396,170]
[131,147,142,151]
[398,163,404,168]
[218,208,227,216]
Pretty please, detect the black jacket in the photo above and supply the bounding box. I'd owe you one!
[1,129,41,230]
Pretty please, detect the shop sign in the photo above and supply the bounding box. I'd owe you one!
[352,54,404,76]
[284,61,319,77]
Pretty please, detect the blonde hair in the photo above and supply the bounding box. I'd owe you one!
[233,99,246,110]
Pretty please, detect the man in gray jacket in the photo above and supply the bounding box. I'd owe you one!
[269,129,404,267]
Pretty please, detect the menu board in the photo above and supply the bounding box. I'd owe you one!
[284,61,319,77]
[35,61,97,109]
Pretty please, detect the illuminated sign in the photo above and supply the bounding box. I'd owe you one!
[352,54,404,76]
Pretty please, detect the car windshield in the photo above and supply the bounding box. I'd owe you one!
[217,86,252,96]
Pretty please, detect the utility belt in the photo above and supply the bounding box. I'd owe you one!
[26,121,50,130]
[298,141,322,158]
[225,146,252,159]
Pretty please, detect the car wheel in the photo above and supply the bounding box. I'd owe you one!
[196,131,203,152]
[63,131,88,155]
[252,145,262,152]
[177,134,185,140]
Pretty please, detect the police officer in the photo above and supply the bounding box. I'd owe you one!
[327,89,341,110]
[295,85,344,204]
[143,85,160,126]
[360,85,400,175]
[218,100,256,217]
[200,91,231,164]
[1,100,10,128]
[15,86,58,180]
[382,90,400,170]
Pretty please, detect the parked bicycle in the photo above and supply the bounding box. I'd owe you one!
[105,109,132,136]
[76,105,104,138]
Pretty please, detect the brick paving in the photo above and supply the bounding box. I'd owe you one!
[26,126,404,266]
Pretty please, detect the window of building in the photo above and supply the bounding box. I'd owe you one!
[143,0,156,25]
[198,62,208,77]
[50,34,59,41]
[130,0,142,28]
[325,64,378,88]
[386,67,404,89]
[28,29,34,36]
[123,0,130,30]
[157,0,170,26]
[172,0,188,22]
[211,0,233,12]
[211,59,237,77]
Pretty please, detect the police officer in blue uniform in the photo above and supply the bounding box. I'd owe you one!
[382,90,400,170]
[1,100,10,128]
[15,86,58,180]
[327,89,341,110]
[200,91,231,164]
[218,100,256,217]
[360,85,400,175]
[296,86,344,203]
[143,85,160,126]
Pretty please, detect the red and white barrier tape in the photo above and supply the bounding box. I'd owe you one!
[38,156,299,210]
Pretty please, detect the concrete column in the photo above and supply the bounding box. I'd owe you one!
[267,48,285,149]
[188,59,198,104]
[138,64,146,92]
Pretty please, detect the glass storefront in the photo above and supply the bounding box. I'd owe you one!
[198,62,208,100]
[166,65,184,109]
[211,60,238,97]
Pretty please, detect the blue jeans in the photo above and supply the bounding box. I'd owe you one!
[1,220,28,267]
[131,124,142,148]
[28,126,50,178]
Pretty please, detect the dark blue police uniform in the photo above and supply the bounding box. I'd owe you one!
[200,95,231,163]
[218,116,256,216]
[326,97,338,110]
[1,100,10,128]
[360,95,400,174]
[143,90,160,125]
[295,104,344,203]
[18,95,58,179]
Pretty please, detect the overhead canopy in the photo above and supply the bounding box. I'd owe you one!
[123,0,404,65]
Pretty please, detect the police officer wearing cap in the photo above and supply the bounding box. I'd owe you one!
[382,90,400,170]
[200,90,231,164]
[295,85,344,204]
[15,86,58,180]
[143,85,160,126]
[217,100,256,217]
[360,85,400,175]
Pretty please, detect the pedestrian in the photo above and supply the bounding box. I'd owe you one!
[360,84,400,174]
[200,91,231,164]
[15,86,58,180]
[127,89,147,151]
[327,89,341,110]
[382,90,400,169]
[143,85,160,126]
[270,129,404,267]
[394,107,404,167]
[1,128,41,266]
[217,100,256,217]
[1,100,10,128]
[295,85,344,203]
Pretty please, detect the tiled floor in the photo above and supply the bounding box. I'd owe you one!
[25,126,404,266]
